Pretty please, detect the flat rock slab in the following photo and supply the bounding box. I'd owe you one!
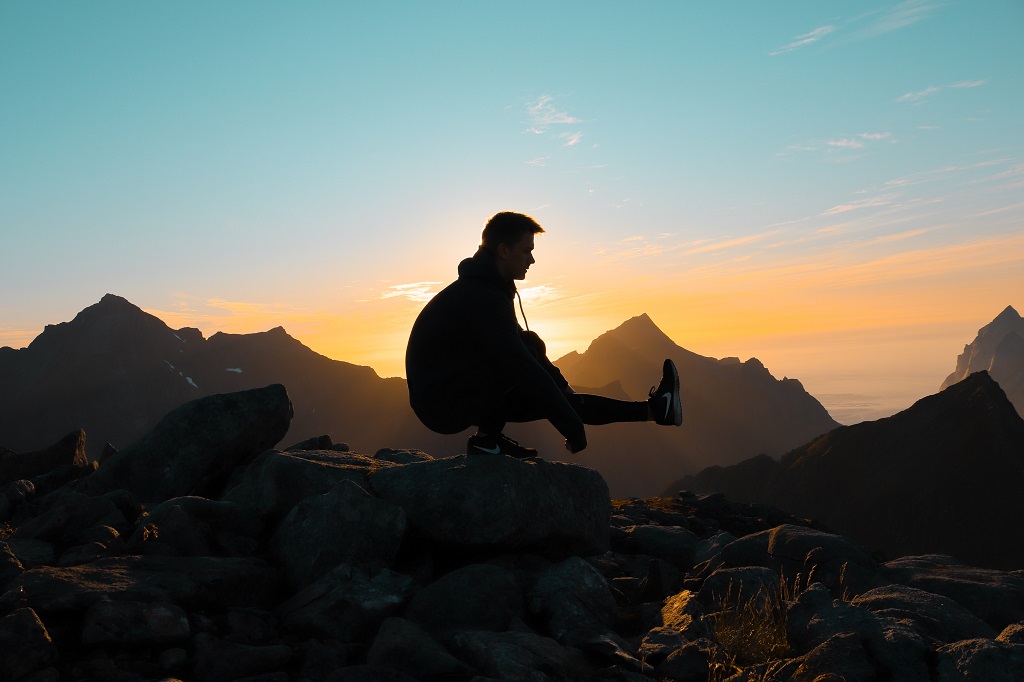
[6,555,281,614]
[368,454,610,554]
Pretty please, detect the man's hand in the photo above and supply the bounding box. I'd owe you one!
[564,436,587,454]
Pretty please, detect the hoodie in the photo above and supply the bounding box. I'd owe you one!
[405,247,585,446]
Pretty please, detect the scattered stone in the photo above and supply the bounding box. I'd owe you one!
[0,430,88,485]
[373,448,433,464]
[367,617,476,680]
[404,563,522,639]
[191,632,292,682]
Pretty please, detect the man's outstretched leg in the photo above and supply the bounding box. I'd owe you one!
[467,358,683,457]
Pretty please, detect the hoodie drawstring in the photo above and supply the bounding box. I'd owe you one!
[516,290,530,332]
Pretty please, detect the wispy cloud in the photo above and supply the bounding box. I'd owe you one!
[518,284,563,306]
[769,25,835,56]
[897,79,987,104]
[787,132,894,158]
[526,95,581,134]
[376,282,441,303]
[821,193,899,216]
[560,131,583,147]
[685,229,784,255]
[861,0,940,37]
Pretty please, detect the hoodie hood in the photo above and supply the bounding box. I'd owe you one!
[458,247,515,299]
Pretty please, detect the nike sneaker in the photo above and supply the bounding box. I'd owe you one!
[648,359,683,426]
[467,433,538,459]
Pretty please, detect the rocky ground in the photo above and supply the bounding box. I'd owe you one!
[2,384,1023,681]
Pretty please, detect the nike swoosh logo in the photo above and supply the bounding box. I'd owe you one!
[476,445,502,454]
[661,393,672,419]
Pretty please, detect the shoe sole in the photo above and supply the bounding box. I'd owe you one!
[666,360,682,426]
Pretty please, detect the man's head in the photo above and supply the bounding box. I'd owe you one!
[481,212,544,281]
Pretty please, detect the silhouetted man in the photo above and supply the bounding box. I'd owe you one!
[406,211,682,458]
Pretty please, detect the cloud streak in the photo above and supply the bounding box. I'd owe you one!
[770,25,835,56]
[897,79,987,104]
[376,282,442,303]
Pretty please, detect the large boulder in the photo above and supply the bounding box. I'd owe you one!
[403,563,522,640]
[0,430,88,485]
[368,454,610,553]
[881,554,1024,630]
[366,617,476,681]
[223,449,396,526]
[270,480,407,587]
[936,638,1024,682]
[77,385,292,503]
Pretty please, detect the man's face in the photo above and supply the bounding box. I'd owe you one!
[497,232,536,281]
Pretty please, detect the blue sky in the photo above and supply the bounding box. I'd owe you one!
[2,1,1022,423]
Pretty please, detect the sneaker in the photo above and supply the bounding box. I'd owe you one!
[467,433,538,459]
[648,359,683,426]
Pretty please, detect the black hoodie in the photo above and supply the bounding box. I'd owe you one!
[405,247,585,445]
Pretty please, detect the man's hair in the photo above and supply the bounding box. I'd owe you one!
[481,212,544,251]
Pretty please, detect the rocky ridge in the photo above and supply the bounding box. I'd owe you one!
[1,385,1022,681]
[676,371,1024,570]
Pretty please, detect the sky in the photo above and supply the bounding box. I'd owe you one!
[2,1,1022,424]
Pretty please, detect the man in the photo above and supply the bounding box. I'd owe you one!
[406,211,682,459]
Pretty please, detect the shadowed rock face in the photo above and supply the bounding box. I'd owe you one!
[679,371,1024,569]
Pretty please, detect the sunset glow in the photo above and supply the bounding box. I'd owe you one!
[2,1,1022,424]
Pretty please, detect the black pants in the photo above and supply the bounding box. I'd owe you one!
[415,340,649,435]
[478,388,649,435]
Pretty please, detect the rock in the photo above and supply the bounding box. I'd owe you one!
[694,531,737,566]
[0,608,57,681]
[367,617,476,681]
[638,626,688,667]
[128,496,259,557]
[0,479,35,522]
[720,524,877,597]
[57,542,110,567]
[404,563,522,639]
[527,556,627,655]
[936,638,1024,682]
[77,385,293,503]
[851,583,996,643]
[660,589,708,639]
[654,638,714,681]
[191,632,292,682]
[326,666,420,682]
[997,623,1024,645]
[9,555,281,614]
[1,541,26,586]
[14,489,126,546]
[0,430,88,485]
[615,525,700,568]
[279,564,415,642]
[450,630,592,681]
[881,554,1024,630]
[7,538,58,572]
[697,566,780,610]
[790,632,877,682]
[223,449,393,526]
[369,454,610,554]
[373,448,433,464]
[270,480,406,587]
[82,600,190,644]
[285,435,333,451]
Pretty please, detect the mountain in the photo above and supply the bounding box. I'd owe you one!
[677,371,1024,569]
[0,294,445,457]
[941,305,1024,416]
[523,314,839,496]
[0,297,837,498]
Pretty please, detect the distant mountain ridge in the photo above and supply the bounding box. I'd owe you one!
[677,371,1024,569]
[942,305,1024,416]
[0,294,438,458]
[1,296,838,497]
[538,314,839,495]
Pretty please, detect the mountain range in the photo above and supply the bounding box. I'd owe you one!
[675,370,1024,569]
[0,295,837,497]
